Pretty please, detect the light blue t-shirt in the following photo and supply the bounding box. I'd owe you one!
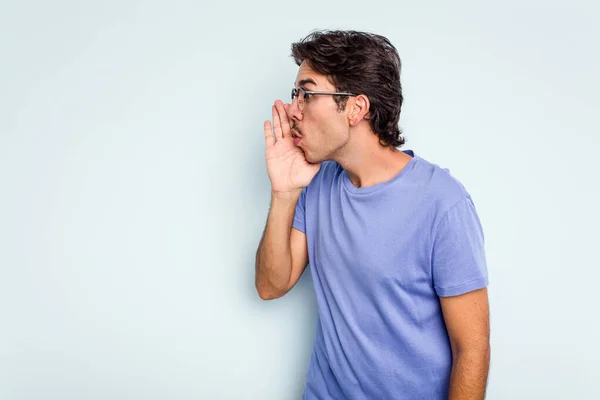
[292,149,489,399]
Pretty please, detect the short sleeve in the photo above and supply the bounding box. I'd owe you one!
[292,187,307,233]
[432,196,489,297]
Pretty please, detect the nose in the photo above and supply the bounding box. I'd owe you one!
[286,100,303,121]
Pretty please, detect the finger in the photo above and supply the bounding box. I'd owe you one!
[264,120,275,146]
[272,104,283,140]
[275,100,291,138]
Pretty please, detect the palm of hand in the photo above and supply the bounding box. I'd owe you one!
[263,101,321,193]
[266,137,320,192]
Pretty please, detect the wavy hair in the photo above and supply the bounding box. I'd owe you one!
[291,30,405,148]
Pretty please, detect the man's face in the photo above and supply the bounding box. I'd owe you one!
[288,61,350,163]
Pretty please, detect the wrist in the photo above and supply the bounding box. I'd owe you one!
[271,188,302,202]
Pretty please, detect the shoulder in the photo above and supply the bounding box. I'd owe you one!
[412,153,474,217]
[305,160,342,190]
[316,160,342,179]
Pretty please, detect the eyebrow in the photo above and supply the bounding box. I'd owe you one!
[295,78,317,87]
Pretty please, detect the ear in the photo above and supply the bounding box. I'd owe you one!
[348,94,370,126]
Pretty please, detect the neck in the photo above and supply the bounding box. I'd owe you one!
[333,130,412,189]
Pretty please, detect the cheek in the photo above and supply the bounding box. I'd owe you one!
[321,115,347,139]
[304,106,345,141]
[307,110,332,134]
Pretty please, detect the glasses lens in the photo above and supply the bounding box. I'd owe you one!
[292,88,305,111]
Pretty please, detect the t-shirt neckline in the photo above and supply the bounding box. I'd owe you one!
[341,149,418,194]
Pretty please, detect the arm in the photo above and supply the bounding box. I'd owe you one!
[255,190,309,300]
[256,99,318,300]
[440,287,491,400]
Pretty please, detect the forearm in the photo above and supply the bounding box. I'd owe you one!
[255,190,301,298]
[448,347,491,400]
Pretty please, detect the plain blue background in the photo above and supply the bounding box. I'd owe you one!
[1,0,599,398]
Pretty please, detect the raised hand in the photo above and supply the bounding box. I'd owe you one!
[263,100,321,194]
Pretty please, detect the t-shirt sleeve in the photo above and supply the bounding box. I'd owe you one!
[292,187,307,234]
[432,196,489,297]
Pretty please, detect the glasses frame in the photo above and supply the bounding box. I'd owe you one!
[291,87,357,109]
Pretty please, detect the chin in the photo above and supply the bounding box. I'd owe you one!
[302,150,316,163]
[305,153,326,164]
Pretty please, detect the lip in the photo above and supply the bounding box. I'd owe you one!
[291,129,302,145]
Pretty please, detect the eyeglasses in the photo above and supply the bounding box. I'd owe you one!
[291,87,357,111]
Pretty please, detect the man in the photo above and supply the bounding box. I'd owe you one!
[255,30,490,399]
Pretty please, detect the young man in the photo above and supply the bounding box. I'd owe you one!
[255,30,490,400]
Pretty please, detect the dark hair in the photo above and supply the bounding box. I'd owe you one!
[291,30,405,148]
